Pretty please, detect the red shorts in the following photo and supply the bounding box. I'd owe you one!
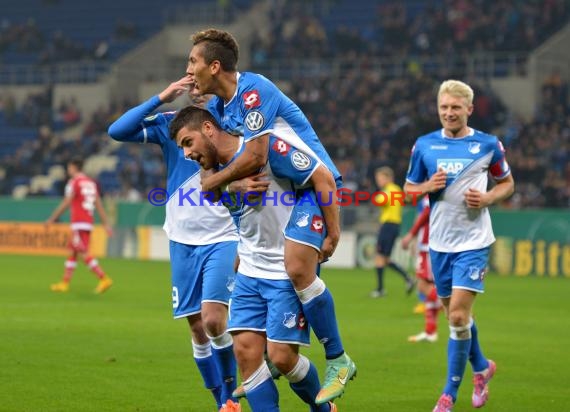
[416,251,434,282]
[68,230,91,253]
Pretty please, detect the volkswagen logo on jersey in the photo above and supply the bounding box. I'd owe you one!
[437,158,473,175]
[468,142,481,154]
[245,111,264,131]
[291,151,311,170]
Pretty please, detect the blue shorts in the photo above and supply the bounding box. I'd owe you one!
[227,273,310,346]
[170,240,238,318]
[376,222,400,256]
[284,189,328,251]
[429,247,490,298]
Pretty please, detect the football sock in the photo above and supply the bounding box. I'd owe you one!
[286,355,330,412]
[63,258,77,282]
[469,318,490,373]
[192,340,222,408]
[296,277,344,359]
[375,267,385,291]
[388,261,412,282]
[243,362,279,412]
[84,256,105,279]
[210,332,237,402]
[443,324,472,401]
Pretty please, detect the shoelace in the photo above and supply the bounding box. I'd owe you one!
[324,362,341,384]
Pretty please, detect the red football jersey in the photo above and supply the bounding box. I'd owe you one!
[65,173,98,231]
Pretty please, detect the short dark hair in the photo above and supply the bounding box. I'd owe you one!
[68,157,84,170]
[191,28,239,72]
[169,106,222,141]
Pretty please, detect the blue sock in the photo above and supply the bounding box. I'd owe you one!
[289,361,330,412]
[302,287,344,359]
[195,355,222,408]
[246,375,280,412]
[212,343,237,403]
[418,292,426,302]
[469,319,489,373]
[443,325,472,401]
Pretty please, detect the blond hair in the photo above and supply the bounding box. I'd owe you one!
[438,80,474,105]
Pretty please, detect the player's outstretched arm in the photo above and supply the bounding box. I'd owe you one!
[310,165,340,261]
[201,135,269,194]
[108,76,192,141]
[46,196,72,225]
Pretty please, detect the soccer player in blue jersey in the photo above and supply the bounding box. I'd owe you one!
[404,80,514,412]
[169,105,339,412]
[185,28,356,404]
[107,78,239,410]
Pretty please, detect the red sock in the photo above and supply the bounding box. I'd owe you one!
[63,258,77,283]
[84,256,105,279]
[425,285,440,334]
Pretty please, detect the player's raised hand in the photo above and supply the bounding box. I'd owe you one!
[464,188,490,209]
[428,168,447,192]
[158,76,193,103]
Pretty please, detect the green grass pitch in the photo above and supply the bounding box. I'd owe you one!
[1,254,569,411]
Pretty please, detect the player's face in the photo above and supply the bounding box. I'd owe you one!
[438,93,473,136]
[176,126,217,170]
[186,44,215,95]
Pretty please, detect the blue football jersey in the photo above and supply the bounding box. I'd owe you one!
[218,135,321,280]
[206,72,341,186]
[406,128,511,253]
[108,96,237,245]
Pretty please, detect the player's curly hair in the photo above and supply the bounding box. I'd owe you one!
[191,28,239,72]
[169,106,222,141]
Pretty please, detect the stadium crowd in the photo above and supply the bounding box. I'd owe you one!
[0,0,568,208]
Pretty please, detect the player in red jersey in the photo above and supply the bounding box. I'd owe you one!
[401,196,441,342]
[46,158,113,293]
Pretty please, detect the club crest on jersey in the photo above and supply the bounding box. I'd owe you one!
[291,151,311,170]
[311,215,324,233]
[437,158,473,175]
[295,211,310,227]
[468,266,485,281]
[468,142,481,154]
[283,312,296,328]
[243,90,261,109]
[272,138,290,155]
[245,111,264,131]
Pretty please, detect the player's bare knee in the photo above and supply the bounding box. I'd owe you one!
[284,260,315,289]
[267,344,297,375]
[448,310,470,329]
